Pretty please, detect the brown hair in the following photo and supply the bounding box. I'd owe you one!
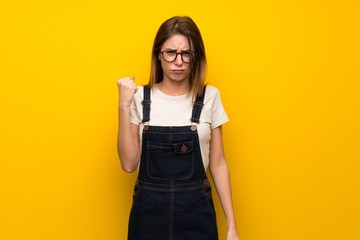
[148,16,207,98]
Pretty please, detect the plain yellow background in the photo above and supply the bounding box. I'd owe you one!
[1,0,359,239]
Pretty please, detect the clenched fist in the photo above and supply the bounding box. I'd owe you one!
[117,77,138,108]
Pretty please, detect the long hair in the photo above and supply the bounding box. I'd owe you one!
[148,16,207,98]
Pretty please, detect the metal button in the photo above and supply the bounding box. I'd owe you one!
[190,125,197,131]
[143,125,149,131]
[181,144,188,152]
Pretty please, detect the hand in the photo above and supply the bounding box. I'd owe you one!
[117,76,138,108]
[226,229,240,240]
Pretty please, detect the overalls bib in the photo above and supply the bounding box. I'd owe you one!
[128,86,218,240]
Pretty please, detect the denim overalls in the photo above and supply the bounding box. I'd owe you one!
[128,86,218,240]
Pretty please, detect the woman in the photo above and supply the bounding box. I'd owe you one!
[117,16,239,240]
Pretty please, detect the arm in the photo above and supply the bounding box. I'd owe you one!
[117,77,140,173]
[209,126,240,240]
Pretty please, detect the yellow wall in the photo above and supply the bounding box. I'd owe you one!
[1,0,359,239]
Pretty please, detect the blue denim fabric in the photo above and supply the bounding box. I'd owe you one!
[128,126,218,240]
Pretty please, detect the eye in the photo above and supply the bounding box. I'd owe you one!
[181,51,191,57]
[165,50,177,56]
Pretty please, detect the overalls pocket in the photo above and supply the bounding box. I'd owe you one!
[147,141,194,180]
[201,187,217,222]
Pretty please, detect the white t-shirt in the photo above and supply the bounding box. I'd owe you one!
[130,85,229,170]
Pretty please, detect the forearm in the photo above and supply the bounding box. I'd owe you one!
[210,160,237,231]
[117,104,140,172]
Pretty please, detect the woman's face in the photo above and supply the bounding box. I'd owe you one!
[159,34,192,84]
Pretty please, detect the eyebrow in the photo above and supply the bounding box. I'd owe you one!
[162,48,191,51]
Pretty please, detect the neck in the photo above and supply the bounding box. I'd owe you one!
[158,80,190,96]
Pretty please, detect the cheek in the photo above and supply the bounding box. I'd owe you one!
[160,60,168,71]
[160,59,176,72]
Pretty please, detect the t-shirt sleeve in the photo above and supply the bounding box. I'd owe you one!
[210,88,229,129]
[129,87,143,125]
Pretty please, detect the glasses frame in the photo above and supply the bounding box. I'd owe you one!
[159,50,197,63]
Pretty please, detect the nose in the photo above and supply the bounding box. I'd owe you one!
[174,53,183,66]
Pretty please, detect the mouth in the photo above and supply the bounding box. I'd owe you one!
[171,69,185,74]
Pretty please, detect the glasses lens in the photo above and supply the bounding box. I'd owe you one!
[162,51,193,63]
[181,52,191,63]
[163,50,177,62]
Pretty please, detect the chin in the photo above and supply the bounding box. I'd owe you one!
[173,74,190,81]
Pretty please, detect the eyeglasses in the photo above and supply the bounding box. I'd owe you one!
[160,50,197,63]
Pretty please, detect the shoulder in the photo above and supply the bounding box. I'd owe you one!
[203,85,222,101]
[204,85,220,95]
[133,85,145,101]
[136,85,145,95]
[134,85,160,98]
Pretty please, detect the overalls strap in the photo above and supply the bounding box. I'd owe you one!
[190,86,207,123]
[141,85,151,123]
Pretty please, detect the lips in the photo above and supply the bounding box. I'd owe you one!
[172,69,185,74]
